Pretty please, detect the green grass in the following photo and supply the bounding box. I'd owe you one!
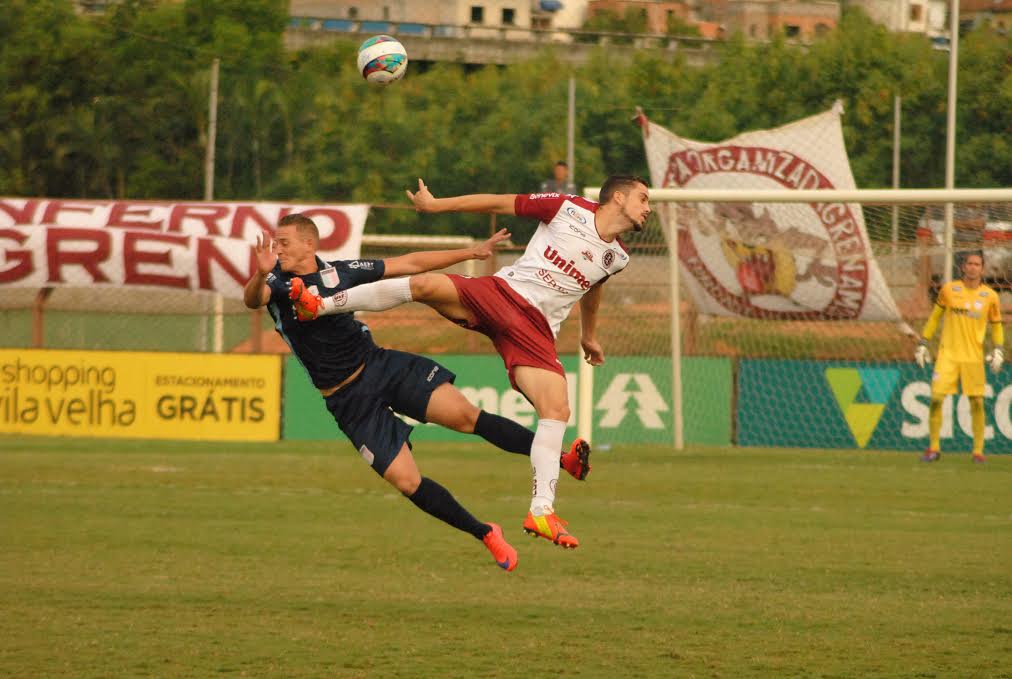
[1,437,1010,678]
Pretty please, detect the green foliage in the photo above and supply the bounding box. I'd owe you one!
[666,13,701,38]
[2,2,1011,236]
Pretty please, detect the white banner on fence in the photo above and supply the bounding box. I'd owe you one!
[0,199,368,300]
[642,106,903,321]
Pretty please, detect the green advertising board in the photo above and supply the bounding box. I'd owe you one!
[738,359,1012,452]
[283,354,732,446]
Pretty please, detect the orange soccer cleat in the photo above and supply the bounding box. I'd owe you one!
[482,523,517,571]
[560,438,591,481]
[523,508,579,549]
[289,277,322,321]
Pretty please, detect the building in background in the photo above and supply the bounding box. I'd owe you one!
[960,0,1012,32]
[585,0,692,34]
[724,1,839,41]
[847,0,947,36]
[533,0,591,31]
[291,0,532,28]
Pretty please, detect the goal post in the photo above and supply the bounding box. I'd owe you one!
[580,186,1012,451]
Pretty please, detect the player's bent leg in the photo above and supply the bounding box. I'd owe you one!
[409,273,477,325]
[314,277,414,317]
[426,383,533,453]
[386,444,515,569]
[513,366,571,423]
[382,444,423,495]
[512,367,578,547]
[424,383,481,434]
[424,383,587,476]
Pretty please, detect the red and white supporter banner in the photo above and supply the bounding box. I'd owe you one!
[642,105,902,321]
[0,199,369,300]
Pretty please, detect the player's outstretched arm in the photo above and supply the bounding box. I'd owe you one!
[406,178,516,215]
[244,231,276,309]
[579,281,607,366]
[382,228,511,278]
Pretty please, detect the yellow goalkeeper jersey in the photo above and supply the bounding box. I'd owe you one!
[936,280,1002,362]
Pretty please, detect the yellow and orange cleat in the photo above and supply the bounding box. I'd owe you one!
[523,508,579,549]
[482,523,518,571]
[560,438,591,481]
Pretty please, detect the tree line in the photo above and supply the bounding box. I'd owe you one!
[3,0,1010,238]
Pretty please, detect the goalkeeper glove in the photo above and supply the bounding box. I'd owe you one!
[289,277,322,321]
[914,340,931,369]
[988,347,1004,374]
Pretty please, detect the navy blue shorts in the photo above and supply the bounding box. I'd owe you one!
[323,348,455,476]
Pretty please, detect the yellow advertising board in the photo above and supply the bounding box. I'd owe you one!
[0,349,281,441]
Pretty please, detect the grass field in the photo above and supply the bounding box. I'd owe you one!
[1,436,1009,678]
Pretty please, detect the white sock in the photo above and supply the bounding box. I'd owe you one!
[530,418,566,514]
[319,277,413,316]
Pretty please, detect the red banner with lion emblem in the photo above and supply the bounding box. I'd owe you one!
[642,105,902,322]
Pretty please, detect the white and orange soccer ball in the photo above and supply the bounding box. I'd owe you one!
[357,35,408,85]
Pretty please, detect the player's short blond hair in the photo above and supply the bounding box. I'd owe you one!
[278,214,320,246]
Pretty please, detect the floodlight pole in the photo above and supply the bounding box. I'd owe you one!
[942,0,960,283]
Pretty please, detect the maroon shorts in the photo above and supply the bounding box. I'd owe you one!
[446,274,564,390]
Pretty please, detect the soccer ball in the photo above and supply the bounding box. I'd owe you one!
[357,35,408,85]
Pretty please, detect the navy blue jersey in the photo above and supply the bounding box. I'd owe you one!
[265,256,385,389]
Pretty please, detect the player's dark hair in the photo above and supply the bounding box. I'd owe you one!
[599,175,648,205]
[278,213,320,245]
[555,160,568,168]
[959,249,984,266]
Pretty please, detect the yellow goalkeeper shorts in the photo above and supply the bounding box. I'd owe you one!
[931,355,986,397]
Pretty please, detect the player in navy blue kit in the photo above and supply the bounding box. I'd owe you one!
[243,214,589,572]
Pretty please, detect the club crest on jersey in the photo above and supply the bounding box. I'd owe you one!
[603,250,616,268]
[320,266,339,287]
[565,206,587,224]
[582,250,594,262]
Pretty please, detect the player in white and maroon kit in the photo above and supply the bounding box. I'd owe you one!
[293,175,651,548]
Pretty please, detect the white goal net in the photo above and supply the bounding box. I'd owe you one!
[578,186,1012,454]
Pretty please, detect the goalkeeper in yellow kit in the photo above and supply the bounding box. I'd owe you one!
[915,251,1004,463]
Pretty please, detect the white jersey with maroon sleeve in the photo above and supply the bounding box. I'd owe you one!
[494,192,630,337]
